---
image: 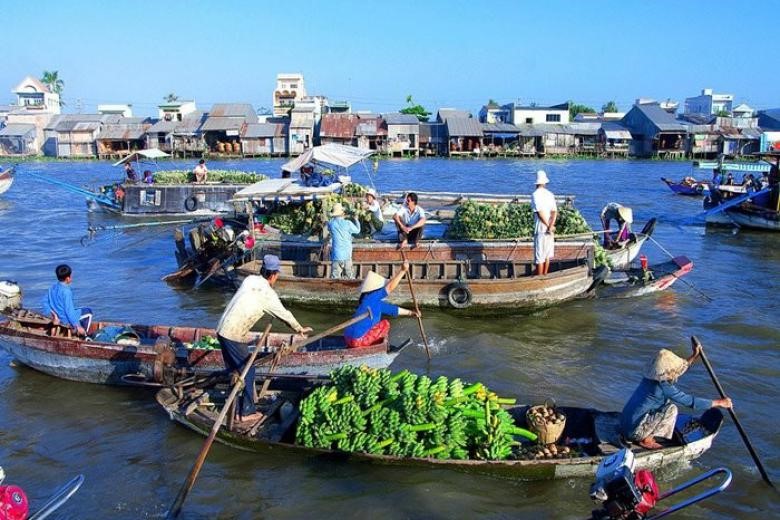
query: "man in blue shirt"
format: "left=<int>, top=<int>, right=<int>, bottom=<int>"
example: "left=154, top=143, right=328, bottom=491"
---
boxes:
left=621, top=345, right=731, bottom=449
left=344, top=263, right=418, bottom=348
left=327, top=202, right=361, bottom=279
left=42, top=264, right=93, bottom=336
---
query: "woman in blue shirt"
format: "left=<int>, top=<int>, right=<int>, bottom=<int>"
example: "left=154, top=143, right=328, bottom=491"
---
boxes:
left=344, top=263, right=419, bottom=348
left=621, top=345, right=732, bottom=449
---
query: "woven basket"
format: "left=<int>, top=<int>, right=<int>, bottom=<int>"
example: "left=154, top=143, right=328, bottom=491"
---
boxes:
left=526, top=402, right=566, bottom=445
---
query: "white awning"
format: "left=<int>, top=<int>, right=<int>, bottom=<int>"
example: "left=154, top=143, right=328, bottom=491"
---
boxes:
left=281, top=143, right=374, bottom=173
left=112, top=148, right=170, bottom=166
left=231, top=178, right=343, bottom=202
left=603, top=129, right=632, bottom=140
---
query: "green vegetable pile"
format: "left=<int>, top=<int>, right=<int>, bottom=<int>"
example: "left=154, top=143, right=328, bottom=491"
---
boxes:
left=342, top=182, right=368, bottom=196
left=295, top=366, right=535, bottom=460
left=151, top=169, right=268, bottom=185
left=188, top=335, right=221, bottom=350
left=268, top=194, right=373, bottom=236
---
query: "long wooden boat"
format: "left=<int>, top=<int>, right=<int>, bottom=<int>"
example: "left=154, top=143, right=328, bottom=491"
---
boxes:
left=661, top=177, right=709, bottom=196
left=0, top=167, right=14, bottom=195
left=602, top=218, right=656, bottom=270
left=156, top=382, right=724, bottom=481
left=0, top=310, right=409, bottom=385
left=598, top=256, right=693, bottom=299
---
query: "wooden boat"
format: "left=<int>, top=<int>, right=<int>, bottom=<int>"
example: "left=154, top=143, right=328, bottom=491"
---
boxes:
left=661, top=177, right=709, bottom=196
left=0, top=309, right=409, bottom=385
left=598, top=256, right=693, bottom=299
left=602, top=218, right=656, bottom=270
left=234, top=244, right=600, bottom=314
left=156, top=381, right=724, bottom=481
left=0, top=167, right=14, bottom=195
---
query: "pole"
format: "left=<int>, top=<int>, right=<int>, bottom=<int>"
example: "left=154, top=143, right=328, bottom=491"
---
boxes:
left=166, top=323, right=273, bottom=519
left=285, top=311, right=371, bottom=354
left=692, top=336, right=775, bottom=488
left=400, top=250, right=432, bottom=360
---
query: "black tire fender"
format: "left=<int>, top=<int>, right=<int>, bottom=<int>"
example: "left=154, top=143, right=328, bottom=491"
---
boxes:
left=446, top=282, right=472, bottom=309
left=184, top=196, right=198, bottom=212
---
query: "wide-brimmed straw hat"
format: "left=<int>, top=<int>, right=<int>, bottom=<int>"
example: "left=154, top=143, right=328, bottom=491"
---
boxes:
left=360, top=271, right=386, bottom=294
left=331, top=203, right=345, bottom=217
left=644, top=349, right=689, bottom=382
left=535, top=170, right=550, bottom=185
left=618, top=206, right=634, bottom=224
left=366, top=188, right=378, bottom=198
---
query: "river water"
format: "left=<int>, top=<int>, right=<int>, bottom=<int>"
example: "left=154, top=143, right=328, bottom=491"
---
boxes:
left=0, top=158, right=777, bottom=519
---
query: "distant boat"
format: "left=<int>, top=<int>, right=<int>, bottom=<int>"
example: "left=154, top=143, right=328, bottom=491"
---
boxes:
left=0, top=167, right=14, bottom=195
left=661, top=177, right=710, bottom=196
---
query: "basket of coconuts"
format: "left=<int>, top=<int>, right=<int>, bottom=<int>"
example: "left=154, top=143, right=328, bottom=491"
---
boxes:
left=526, top=401, right=567, bottom=445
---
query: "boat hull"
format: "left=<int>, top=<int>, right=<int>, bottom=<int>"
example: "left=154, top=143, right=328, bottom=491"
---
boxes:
left=598, top=256, right=693, bottom=299
left=0, top=168, right=14, bottom=195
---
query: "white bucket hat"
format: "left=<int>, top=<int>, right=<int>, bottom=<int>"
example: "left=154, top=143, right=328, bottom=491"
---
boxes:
left=331, top=202, right=345, bottom=217
left=618, top=206, right=634, bottom=224
left=644, top=349, right=689, bottom=382
left=360, top=271, right=386, bottom=294
left=366, top=188, right=378, bottom=198
left=535, top=170, right=550, bottom=185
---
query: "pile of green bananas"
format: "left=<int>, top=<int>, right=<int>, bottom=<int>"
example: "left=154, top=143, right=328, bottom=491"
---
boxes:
left=268, top=194, right=373, bottom=236
left=295, top=366, right=536, bottom=460
left=152, top=169, right=268, bottom=185
left=342, top=183, right=368, bottom=197
left=188, top=335, right=221, bottom=350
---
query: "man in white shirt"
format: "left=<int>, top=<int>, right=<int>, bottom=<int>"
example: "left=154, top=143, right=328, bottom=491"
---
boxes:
left=364, top=188, right=384, bottom=236
left=393, top=192, right=427, bottom=248
left=216, top=254, right=312, bottom=422
left=531, top=170, right=557, bottom=275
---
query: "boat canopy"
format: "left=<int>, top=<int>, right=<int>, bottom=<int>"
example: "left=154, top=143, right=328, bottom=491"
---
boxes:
left=281, top=144, right=374, bottom=174
left=693, top=160, right=772, bottom=173
left=112, top=149, right=170, bottom=166
left=231, top=178, right=343, bottom=202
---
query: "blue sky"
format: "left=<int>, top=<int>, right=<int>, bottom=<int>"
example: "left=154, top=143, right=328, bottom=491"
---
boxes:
left=3, top=0, right=778, bottom=116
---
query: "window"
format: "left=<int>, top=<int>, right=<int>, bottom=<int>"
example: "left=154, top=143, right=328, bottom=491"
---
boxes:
left=546, top=114, right=561, bottom=122
left=525, top=117, right=533, bottom=124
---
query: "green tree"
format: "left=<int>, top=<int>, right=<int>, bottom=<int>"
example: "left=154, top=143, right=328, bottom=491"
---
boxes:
left=602, top=100, right=619, bottom=113
left=40, top=70, right=64, bottom=105
left=399, top=95, right=431, bottom=122
left=568, top=101, right=596, bottom=120
left=164, top=92, right=179, bottom=103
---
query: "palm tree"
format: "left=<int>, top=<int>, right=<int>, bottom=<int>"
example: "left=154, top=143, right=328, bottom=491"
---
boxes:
left=40, top=70, right=64, bottom=106
left=164, top=93, right=180, bottom=103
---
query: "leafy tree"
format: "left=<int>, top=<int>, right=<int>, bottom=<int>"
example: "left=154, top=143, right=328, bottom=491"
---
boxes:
left=602, top=100, right=619, bottom=113
left=164, top=92, right=179, bottom=103
left=400, top=95, right=431, bottom=122
left=568, top=101, right=596, bottom=119
left=40, top=70, right=64, bottom=106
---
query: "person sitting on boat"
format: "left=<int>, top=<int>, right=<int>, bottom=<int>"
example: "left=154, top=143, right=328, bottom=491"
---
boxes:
left=343, top=264, right=419, bottom=348
left=725, top=172, right=734, bottom=186
left=363, top=188, right=384, bottom=236
left=41, top=264, right=93, bottom=337
left=215, top=254, right=313, bottom=423
left=143, top=170, right=154, bottom=184
left=711, top=169, right=723, bottom=186
left=327, top=202, right=361, bottom=279
left=532, top=170, right=557, bottom=275
left=124, top=163, right=137, bottom=183
left=193, top=159, right=208, bottom=183
left=600, top=203, right=633, bottom=249
left=393, top=192, right=427, bottom=248
left=621, top=346, right=732, bottom=450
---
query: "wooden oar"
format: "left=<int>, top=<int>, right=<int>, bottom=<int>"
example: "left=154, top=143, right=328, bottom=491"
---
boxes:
left=399, top=250, right=432, bottom=360
left=166, top=323, right=273, bottom=519
left=692, top=336, right=775, bottom=488
left=287, top=310, right=371, bottom=354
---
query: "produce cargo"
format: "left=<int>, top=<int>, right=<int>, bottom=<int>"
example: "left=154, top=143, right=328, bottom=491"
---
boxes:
left=151, top=170, right=268, bottom=185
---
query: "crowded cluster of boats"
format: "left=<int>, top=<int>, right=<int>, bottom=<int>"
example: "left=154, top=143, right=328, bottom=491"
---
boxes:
left=1, top=144, right=776, bottom=517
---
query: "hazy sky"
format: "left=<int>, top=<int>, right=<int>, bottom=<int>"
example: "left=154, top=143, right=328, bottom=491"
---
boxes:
left=3, top=0, right=778, bottom=116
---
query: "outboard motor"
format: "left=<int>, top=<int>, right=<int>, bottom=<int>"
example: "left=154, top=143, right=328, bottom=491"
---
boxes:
left=0, top=467, right=29, bottom=520
left=0, top=281, right=22, bottom=313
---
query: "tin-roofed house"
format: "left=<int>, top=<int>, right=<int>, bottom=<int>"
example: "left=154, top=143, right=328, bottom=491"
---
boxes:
left=621, top=103, right=688, bottom=158
left=320, top=113, right=359, bottom=147
left=570, top=122, right=601, bottom=156
left=43, top=114, right=108, bottom=157
left=96, top=117, right=152, bottom=159
left=384, top=113, right=419, bottom=157
left=241, top=121, right=288, bottom=157
left=480, top=123, right=520, bottom=156
left=289, top=106, right=315, bottom=156
left=355, top=114, right=387, bottom=152
left=0, top=124, right=37, bottom=156
left=419, top=122, right=446, bottom=156
left=598, top=122, right=632, bottom=157
left=437, top=110, right=483, bottom=156
left=146, top=112, right=207, bottom=157
left=719, top=127, right=761, bottom=157
left=201, top=103, right=257, bottom=155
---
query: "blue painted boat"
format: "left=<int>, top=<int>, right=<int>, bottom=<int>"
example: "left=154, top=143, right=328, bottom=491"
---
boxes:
left=661, top=177, right=709, bottom=196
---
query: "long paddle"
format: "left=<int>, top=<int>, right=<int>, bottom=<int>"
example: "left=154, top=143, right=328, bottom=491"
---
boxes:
left=691, top=336, right=775, bottom=488
left=166, top=323, right=273, bottom=519
left=399, top=250, right=432, bottom=360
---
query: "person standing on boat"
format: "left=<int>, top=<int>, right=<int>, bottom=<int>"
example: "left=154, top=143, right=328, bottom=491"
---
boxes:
left=621, top=346, right=732, bottom=450
left=343, top=264, right=419, bottom=348
left=143, top=170, right=154, bottom=184
left=124, top=162, right=137, bottom=183
left=215, top=254, right=313, bottom=423
left=600, top=203, right=633, bottom=248
left=363, top=188, right=385, bottom=236
left=531, top=170, right=557, bottom=275
left=394, top=192, right=427, bottom=248
left=327, top=202, right=361, bottom=279
left=193, top=159, right=208, bottom=183
left=41, top=264, right=93, bottom=336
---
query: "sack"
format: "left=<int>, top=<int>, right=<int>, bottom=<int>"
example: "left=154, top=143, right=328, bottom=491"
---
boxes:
left=92, top=326, right=141, bottom=346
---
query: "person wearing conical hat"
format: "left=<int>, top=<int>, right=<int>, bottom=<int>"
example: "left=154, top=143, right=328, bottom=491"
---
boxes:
left=600, top=202, right=633, bottom=248
left=343, top=262, right=419, bottom=348
left=620, top=344, right=732, bottom=450
left=531, top=170, right=557, bottom=275
left=327, top=202, right=361, bottom=279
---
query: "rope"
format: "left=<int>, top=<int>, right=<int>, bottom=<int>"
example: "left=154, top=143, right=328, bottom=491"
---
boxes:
left=647, top=236, right=713, bottom=302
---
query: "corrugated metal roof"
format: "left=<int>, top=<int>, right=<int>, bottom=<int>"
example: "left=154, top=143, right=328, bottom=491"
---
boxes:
left=446, top=117, right=483, bottom=137
left=633, top=103, right=687, bottom=132
left=290, top=111, right=314, bottom=128
left=482, top=123, right=520, bottom=133
left=200, top=117, right=244, bottom=131
left=383, top=113, right=419, bottom=125
left=601, top=122, right=632, bottom=140
left=568, top=122, right=601, bottom=136
left=146, top=120, right=178, bottom=133
left=98, top=125, right=146, bottom=140
left=48, top=114, right=106, bottom=132
left=355, top=118, right=387, bottom=136
left=242, top=123, right=278, bottom=138
left=0, top=123, right=36, bottom=136
left=320, top=114, right=359, bottom=138
left=419, top=122, right=445, bottom=140
left=438, top=109, right=471, bottom=121
left=208, top=103, right=257, bottom=119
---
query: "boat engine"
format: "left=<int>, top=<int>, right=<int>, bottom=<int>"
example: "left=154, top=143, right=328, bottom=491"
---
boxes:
left=0, top=281, right=22, bottom=313
left=590, top=449, right=658, bottom=520
left=0, top=467, right=29, bottom=520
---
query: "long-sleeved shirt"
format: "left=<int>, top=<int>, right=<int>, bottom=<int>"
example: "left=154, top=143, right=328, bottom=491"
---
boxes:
left=344, top=287, right=400, bottom=340
left=328, top=217, right=360, bottom=261
left=41, top=282, right=82, bottom=327
left=621, top=377, right=713, bottom=436
left=216, top=275, right=303, bottom=343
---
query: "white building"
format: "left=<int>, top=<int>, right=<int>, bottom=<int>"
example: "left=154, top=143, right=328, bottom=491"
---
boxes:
left=157, top=101, right=197, bottom=121
left=684, top=88, right=734, bottom=116
left=273, top=73, right=307, bottom=117
left=98, top=104, right=133, bottom=117
left=507, top=102, right=569, bottom=125
left=11, top=76, right=61, bottom=114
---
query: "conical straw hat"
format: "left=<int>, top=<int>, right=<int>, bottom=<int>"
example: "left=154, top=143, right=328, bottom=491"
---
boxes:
left=644, top=349, right=689, bottom=382
left=360, top=271, right=386, bottom=294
